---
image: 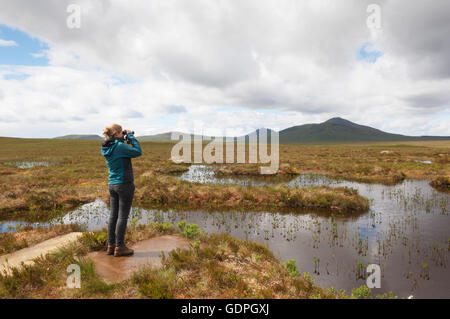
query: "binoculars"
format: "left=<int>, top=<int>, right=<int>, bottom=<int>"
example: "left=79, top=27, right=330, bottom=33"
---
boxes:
left=122, top=130, right=135, bottom=144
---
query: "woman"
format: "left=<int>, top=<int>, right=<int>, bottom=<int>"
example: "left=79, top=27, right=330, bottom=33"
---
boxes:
left=101, top=124, right=142, bottom=257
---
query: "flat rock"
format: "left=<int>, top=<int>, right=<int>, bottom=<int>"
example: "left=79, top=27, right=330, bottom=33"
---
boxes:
left=0, top=232, right=83, bottom=276
left=87, top=234, right=191, bottom=284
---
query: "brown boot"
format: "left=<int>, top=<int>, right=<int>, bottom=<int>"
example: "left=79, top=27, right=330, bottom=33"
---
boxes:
left=106, top=245, right=115, bottom=255
left=114, top=245, right=134, bottom=257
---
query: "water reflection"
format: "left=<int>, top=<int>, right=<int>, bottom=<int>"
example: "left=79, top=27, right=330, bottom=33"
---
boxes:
left=179, top=165, right=450, bottom=298
left=180, top=164, right=298, bottom=186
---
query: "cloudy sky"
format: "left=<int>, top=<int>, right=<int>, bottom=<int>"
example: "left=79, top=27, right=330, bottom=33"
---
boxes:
left=0, top=0, right=449, bottom=138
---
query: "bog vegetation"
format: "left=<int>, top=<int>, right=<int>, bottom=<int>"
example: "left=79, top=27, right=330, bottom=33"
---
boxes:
left=0, top=137, right=448, bottom=299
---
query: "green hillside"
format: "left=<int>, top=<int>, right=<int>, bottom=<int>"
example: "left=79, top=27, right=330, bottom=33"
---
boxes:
left=278, top=117, right=450, bottom=143
left=278, top=117, right=414, bottom=143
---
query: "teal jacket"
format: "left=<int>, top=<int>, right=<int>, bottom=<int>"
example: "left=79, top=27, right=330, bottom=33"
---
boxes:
left=101, top=132, right=142, bottom=184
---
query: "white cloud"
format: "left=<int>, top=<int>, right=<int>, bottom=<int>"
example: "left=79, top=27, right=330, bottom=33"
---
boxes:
left=0, top=38, right=17, bottom=47
left=0, top=0, right=449, bottom=137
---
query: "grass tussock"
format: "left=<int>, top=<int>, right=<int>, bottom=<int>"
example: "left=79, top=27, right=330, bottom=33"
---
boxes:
left=430, top=176, right=450, bottom=193
left=137, top=232, right=335, bottom=299
left=134, top=174, right=369, bottom=214
left=216, top=163, right=299, bottom=176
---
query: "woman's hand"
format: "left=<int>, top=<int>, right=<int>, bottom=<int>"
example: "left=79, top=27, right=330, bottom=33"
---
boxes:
left=125, top=129, right=133, bottom=134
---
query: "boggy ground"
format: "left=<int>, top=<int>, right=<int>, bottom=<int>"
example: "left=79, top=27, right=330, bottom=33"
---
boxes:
left=216, top=141, right=450, bottom=187
left=429, top=176, right=450, bottom=193
left=0, top=222, right=395, bottom=299
left=134, top=172, right=368, bottom=214
left=0, top=137, right=378, bottom=222
left=1, top=137, right=435, bottom=299
left=0, top=138, right=448, bottom=223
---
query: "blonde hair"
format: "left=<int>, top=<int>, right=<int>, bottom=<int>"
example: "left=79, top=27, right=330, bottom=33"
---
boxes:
left=102, top=124, right=122, bottom=139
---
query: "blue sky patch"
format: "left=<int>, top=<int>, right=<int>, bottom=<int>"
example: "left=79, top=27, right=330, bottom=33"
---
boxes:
left=0, top=24, right=49, bottom=66
left=105, top=75, right=137, bottom=87
left=358, top=42, right=383, bottom=63
left=3, top=73, right=30, bottom=81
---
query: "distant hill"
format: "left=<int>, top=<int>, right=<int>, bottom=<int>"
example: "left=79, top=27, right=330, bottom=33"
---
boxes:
left=136, top=132, right=176, bottom=142
left=136, top=118, right=450, bottom=143
left=54, top=134, right=103, bottom=140
left=137, top=128, right=279, bottom=143
left=278, top=117, right=450, bottom=143
left=54, top=118, right=450, bottom=143
left=236, top=128, right=279, bottom=143
left=137, top=131, right=204, bottom=142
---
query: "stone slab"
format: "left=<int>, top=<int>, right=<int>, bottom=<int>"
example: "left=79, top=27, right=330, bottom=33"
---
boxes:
left=0, top=232, right=83, bottom=276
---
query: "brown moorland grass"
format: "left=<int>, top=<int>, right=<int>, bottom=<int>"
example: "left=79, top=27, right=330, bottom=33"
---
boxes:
left=0, top=137, right=438, bottom=299
left=0, top=138, right=448, bottom=222
left=215, top=141, right=450, bottom=186
left=429, top=176, right=450, bottom=193
left=133, top=170, right=369, bottom=214
left=0, top=138, right=376, bottom=222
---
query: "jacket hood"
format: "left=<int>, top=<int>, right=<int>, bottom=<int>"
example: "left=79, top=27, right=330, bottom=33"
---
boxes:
left=101, top=138, right=123, bottom=157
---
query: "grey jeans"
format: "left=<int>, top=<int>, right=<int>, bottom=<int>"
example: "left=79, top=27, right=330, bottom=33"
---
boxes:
left=108, top=182, right=135, bottom=246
